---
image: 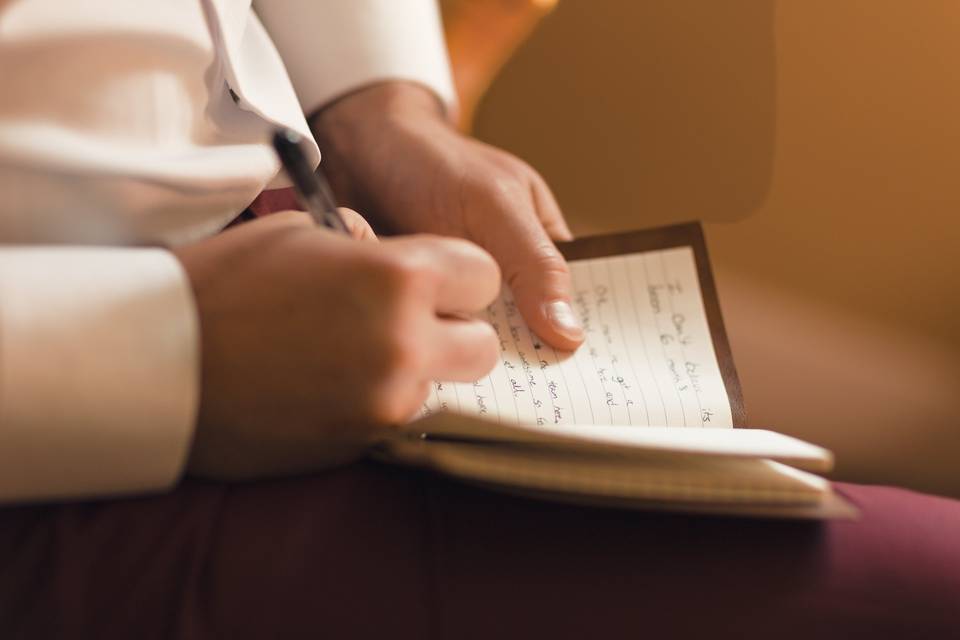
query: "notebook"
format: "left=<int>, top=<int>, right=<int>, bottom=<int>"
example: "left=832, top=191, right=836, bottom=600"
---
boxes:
left=373, top=223, right=856, bottom=519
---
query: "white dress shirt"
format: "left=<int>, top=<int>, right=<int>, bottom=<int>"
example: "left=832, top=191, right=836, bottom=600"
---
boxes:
left=0, top=0, right=455, bottom=502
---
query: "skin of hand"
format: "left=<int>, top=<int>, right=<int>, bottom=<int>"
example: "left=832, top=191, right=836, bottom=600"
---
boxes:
left=309, top=81, right=586, bottom=351
left=174, top=210, right=501, bottom=480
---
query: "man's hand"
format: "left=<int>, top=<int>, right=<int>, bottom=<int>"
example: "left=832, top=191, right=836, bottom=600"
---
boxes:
left=174, top=211, right=500, bottom=480
left=310, top=82, right=585, bottom=351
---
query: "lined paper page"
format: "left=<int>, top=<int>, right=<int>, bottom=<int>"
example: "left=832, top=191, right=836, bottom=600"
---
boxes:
left=421, top=247, right=733, bottom=428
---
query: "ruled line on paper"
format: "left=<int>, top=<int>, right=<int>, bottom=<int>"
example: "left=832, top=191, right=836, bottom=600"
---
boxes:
left=422, top=247, right=733, bottom=429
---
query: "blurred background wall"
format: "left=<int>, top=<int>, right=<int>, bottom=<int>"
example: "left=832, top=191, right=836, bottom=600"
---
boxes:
left=465, top=0, right=960, bottom=496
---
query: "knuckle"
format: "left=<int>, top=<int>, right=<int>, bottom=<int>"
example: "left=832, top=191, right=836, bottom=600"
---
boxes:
left=375, top=250, right=433, bottom=295
left=382, top=386, right=426, bottom=425
left=489, top=174, right=528, bottom=203
left=509, top=156, right=537, bottom=177
left=366, top=386, right=411, bottom=425
left=381, top=324, right=427, bottom=375
left=531, top=242, right=569, bottom=270
left=487, top=145, right=529, bottom=171
left=384, top=238, right=455, bottom=291
left=449, top=328, right=500, bottom=383
left=506, top=243, right=569, bottom=290
left=366, top=336, right=430, bottom=424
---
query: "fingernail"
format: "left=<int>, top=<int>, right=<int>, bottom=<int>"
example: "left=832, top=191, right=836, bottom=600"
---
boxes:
left=545, top=300, right=584, bottom=340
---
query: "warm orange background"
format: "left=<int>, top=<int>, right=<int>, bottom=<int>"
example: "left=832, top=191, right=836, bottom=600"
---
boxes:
left=473, top=1, right=960, bottom=496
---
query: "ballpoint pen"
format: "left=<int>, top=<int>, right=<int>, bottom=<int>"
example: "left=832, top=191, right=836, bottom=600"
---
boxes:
left=271, top=127, right=350, bottom=234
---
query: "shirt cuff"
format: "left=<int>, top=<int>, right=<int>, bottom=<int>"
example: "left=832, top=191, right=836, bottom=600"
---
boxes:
left=254, top=0, right=457, bottom=117
left=0, top=247, right=199, bottom=503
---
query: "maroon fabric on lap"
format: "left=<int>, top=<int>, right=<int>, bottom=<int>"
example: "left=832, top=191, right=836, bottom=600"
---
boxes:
left=1, top=464, right=958, bottom=639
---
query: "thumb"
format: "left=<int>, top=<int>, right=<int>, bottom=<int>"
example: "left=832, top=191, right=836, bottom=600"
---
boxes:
left=499, top=231, right=585, bottom=351
left=337, top=207, right=378, bottom=242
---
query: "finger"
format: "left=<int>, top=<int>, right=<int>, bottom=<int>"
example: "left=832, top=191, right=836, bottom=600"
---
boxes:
left=427, top=317, right=499, bottom=382
left=531, top=175, right=573, bottom=241
left=385, top=235, right=501, bottom=314
left=373, top=379, right=433, bottom=428
left=406, top=380, right=434, bottom=423
left=338, top=207, right=378, bottom=242
left=259, top=209, right=316, bottom=229
left=509, top=238, right=584, bottom=351
left=475, top=198, right=584, bottom=351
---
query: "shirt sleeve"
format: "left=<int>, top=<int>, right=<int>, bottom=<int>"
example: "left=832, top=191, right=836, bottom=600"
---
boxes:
left=0, top=247, right=200, bottom=503
left=253, top=0, right=457, bottom=116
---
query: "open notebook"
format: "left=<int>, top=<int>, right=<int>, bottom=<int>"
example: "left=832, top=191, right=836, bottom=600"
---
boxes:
left=374, top=223, right=855, bottom=519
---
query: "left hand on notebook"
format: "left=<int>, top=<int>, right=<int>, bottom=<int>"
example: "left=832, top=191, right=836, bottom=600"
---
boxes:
left=311, top=81, right=585, bottom=351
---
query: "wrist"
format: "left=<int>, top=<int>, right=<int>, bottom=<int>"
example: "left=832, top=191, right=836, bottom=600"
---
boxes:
left=309, top=81, right=448, bottom=145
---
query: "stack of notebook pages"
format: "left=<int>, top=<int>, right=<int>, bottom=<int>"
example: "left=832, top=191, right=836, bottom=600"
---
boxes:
left=374, top=224, right=856, bottom=519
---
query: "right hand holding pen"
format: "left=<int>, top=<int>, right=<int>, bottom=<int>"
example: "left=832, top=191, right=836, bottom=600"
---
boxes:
left=174, top=210, right=501, bottom=480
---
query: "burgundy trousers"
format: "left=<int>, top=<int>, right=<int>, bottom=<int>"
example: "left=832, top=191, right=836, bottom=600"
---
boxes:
left=1, top=462, right=959, bottom=639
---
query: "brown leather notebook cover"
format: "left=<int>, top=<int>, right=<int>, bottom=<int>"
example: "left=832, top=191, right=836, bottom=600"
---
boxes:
left=556, top=222, right=747, bottom=427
